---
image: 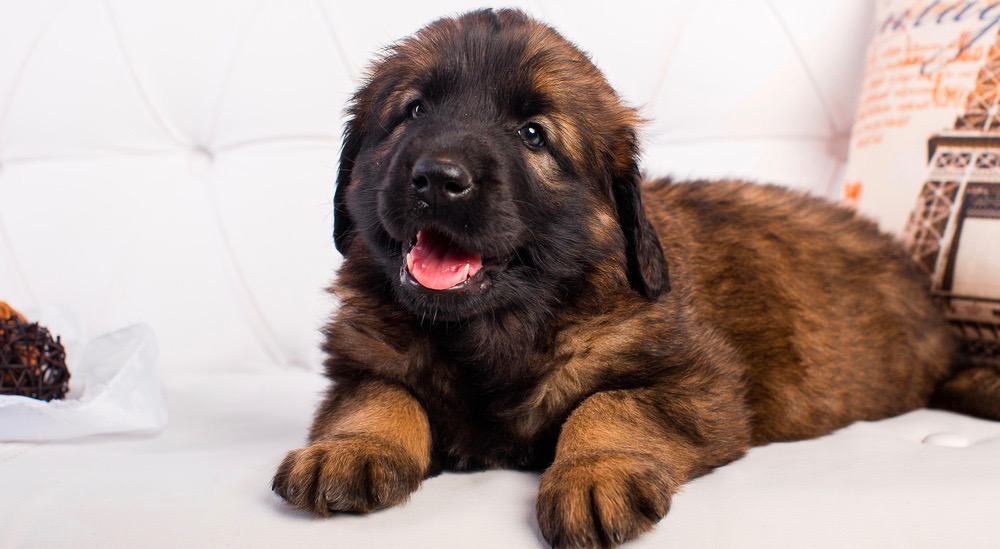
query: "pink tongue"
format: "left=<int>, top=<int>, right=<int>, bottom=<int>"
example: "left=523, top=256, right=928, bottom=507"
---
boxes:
left=407, top=229, right=483, bottom=290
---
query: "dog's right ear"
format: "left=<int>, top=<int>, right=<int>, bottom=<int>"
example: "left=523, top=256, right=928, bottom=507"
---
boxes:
left=333, top=107, right=366, bottom=255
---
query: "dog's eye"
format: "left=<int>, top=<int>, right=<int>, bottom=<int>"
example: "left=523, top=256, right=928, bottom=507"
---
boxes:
left=408, top=101, right=425, bottom=120
left=518, top=123, right=545, bottom=149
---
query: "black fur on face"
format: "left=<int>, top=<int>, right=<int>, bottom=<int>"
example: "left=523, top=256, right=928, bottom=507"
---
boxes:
left=333, top=8, right=668, bottom=323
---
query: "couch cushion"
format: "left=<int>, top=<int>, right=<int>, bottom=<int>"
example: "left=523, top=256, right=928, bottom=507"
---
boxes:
left=0, top=1, right=873, bottom=373
left=1, top=371, right=998, bottom=548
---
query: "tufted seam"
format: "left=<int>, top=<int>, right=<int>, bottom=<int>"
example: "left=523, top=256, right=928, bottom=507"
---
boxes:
left=214, top=133, right=340, bottom=153
left=3, top=149, right=177, bottom=164
left=643, top=0, right=697, bottom=110
left=648, top=133, right=833, bottom=145
left=96, top=0, right=299, bottom=369
left=822, top=158, right=846, bottom=199
left=0, top=209, right=38, bottom=307
left=0, top=1, right=67, bottom=310
left=312, top=0, right=359, bottom=80
left=173, top=0, right=292, bottom=369
left=0, top=1, right=67, bottom=150
left=202, top=0, right=258, bottom=148
left=102, top=0, right=193, bottom=148
left=200, top=166, right=289, bottom=369
left=0, top=136, right=338, bottom=165
left=764, top=0, right=838, bottom=135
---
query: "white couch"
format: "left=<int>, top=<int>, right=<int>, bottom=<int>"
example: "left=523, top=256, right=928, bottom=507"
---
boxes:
left=2, top=1, right=999, bottom=547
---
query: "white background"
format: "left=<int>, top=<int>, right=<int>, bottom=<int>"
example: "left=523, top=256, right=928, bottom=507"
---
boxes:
left=0, top=0, right=872, bottom=375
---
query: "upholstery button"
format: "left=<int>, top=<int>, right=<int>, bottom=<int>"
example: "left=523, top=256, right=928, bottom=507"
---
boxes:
left=188, top=146, right=214, bottom=176
left=827, top=134, right=850, bottom=163
left=921, top=433, right=970, bottom=447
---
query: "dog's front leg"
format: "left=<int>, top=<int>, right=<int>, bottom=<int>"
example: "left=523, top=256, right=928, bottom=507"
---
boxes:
left=272, top=380, right=431, bottom=515
left=537, top=386, right=750, bottom=548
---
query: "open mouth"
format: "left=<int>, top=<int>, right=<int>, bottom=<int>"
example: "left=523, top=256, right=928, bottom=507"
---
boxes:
left=401, top=228, right=488, bottom=292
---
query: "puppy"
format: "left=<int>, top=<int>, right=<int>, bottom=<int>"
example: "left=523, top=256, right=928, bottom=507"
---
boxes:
left=273, top=9, right=986, bottom=547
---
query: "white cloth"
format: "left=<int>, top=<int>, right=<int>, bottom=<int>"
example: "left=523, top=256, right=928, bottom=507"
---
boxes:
left=0, top=323, right=166, bottom=441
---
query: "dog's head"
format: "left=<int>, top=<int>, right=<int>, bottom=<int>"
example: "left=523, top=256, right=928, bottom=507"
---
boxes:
left=335, top=9, right=668, bottom=321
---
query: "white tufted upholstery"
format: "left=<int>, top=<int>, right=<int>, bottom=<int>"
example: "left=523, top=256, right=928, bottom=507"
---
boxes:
left=0, top=0, right=872, bottom=373
left=2, top=2, right=999, bottom=548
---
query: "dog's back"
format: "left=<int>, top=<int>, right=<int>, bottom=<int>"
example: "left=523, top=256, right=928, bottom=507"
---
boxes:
left=644, top=179, right=957, bottom=443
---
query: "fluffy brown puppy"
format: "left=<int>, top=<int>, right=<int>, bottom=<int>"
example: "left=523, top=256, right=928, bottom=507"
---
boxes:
left=273, top=9, right=963, bottom=548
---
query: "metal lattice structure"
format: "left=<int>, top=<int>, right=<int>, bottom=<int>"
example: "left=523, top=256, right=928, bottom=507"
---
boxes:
left=903, top=32, right=1000, bottom=367
left=955, top=35, right=1000, bottom=132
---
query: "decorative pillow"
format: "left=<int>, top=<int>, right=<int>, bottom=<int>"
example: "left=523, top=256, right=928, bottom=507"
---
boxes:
left=842, top=0, right=1000, bottom=367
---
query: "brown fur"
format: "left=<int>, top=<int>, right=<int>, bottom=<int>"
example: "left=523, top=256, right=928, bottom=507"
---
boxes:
left=273, top=9, right=962, bottom=547
left=273, top=381, right=430, bottom=515
left=931, top=365, right=1000, bottom=419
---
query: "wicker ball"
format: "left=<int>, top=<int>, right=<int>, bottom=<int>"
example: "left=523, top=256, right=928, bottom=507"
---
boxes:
left=0, top=301, right=70, bottom=401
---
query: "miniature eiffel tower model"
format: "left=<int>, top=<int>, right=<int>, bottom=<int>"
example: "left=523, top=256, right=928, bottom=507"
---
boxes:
left=903, top=30, right=1000, bottom=367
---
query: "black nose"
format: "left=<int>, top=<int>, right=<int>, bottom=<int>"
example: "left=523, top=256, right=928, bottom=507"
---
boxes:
left=411, top=157, right=473, bottom=200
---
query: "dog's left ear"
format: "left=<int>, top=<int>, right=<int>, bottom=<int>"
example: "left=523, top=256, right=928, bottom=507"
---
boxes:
left=610, top=131, right=670, bottom=299
left=333, top=104, right=367, bottom=255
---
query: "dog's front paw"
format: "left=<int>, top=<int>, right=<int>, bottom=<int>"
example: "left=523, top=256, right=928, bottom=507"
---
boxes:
left=272, top=434, right=422, bottom=516
left=537, top=451, right=674, bottom=548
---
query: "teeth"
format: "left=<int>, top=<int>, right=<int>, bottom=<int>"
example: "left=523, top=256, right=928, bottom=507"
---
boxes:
left=406, top=252, right=414, bottom=271
left=446, top=264, right=473, bottom=290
